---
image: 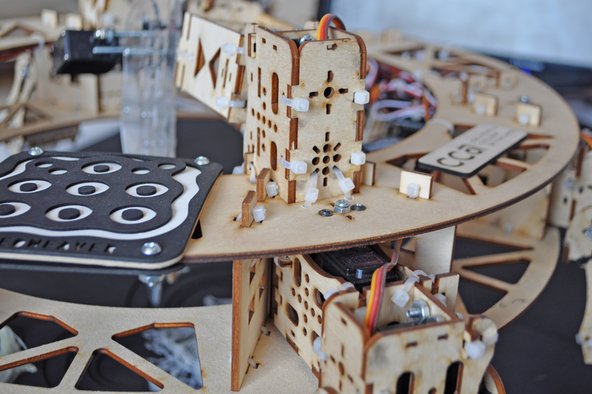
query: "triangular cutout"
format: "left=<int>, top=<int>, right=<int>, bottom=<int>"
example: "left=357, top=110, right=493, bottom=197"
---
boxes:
left=1, top=347, right=77, bottom=388
left=75, top=349, right=162, bottom=392
left=464, top=259, right=529, bottom=285
left=0, top=312, right=77, bottom=355
left=208, top=48, right=221, bottom=88
left=453, top=237, right=527, bottom=259
left=194, top=39, right=205, bottom=77
left=113, top=324, right=202, bottom=390
left=458, top=278, right=505, bottom=315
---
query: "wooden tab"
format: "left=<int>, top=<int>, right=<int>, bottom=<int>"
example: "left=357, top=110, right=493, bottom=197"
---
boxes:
left=241, top=190, right=256, bottom=227
left=256, top=168, right=271, bottom=202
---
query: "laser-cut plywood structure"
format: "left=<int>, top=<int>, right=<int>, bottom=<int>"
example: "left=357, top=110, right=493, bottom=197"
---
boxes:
left=0, top=2, right=588, bottom=392
left=242, top=26, right=366, bottom=203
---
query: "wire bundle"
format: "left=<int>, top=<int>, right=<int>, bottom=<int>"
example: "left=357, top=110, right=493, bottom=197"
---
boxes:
left=316, top=14, right=346, bottom=41
left=581, top=129, right=592, bottom=149
left=364, top=242, right=401, bottom=333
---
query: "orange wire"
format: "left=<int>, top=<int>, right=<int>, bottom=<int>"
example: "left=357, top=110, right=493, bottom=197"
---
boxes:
left=364, top=268, right=380, bottom=329
left=581, top=132, right=592, bottom=149
left=369, top=266, right=385, bottom=331
left=316, top=13, right=346, bottom=40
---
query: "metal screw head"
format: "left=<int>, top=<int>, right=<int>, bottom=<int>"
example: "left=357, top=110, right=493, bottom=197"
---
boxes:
left=351, top=203, right=366, bottom=211
left=141, top=242, right=162, bottom=256
left=585, top=227, right=592, bottom=240
left=406, top=299, right=431, bottom=322
left=28, top=147, right=44, bottom=156
left=519, top=95, right=530, bottom=104
left=194, top=156, right=210, bottom=166
left=318, top=208, right=333, bottom=217
left=333, top=199, right=351, bottom=214
left=138, top=274, right=165, bottom=287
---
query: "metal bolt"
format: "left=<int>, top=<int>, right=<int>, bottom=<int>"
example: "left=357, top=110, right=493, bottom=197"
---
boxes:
left=519, top=95, right=530, bottom=104
left=318, top=208, right=333, bottom=217
left=333, top=199, right=351, bottom=214
left=141, top=241, right=162, bottom=256
left=406, top=299, right=431, bottom=322
left=585, top=227, right=592, bottom=240
left=351, top=203, right=366, bottom=211
left=28, top=147, right=44, bottom=156
left=298, top=34, right=312, bottom=46
left=138, top=274, right=166, bottom=307
left=194, top=156, right=210, bottom=166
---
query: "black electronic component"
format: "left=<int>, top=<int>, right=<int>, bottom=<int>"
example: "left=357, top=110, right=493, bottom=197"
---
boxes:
left=52, top=30, right=120, bottom=75
left=311, top=246, right=399, bottom=290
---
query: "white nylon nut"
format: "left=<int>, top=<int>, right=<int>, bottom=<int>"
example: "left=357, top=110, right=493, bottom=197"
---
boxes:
left=350, top=151, right=366, bottom=165
left=253, top=204, right=266, bottom=222
left=353, top=90, right=370, bottom=105
left=465, top=340, right=486, bottom=359
left=265, top=181, right=279, bottom=197
left=406, top=183, right=420, bottom=199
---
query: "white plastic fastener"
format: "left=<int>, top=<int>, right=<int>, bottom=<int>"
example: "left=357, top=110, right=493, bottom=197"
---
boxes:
left=222, top=43, right=245, bottom=56
left=518, top=113, right=530, bottom=125
left=332, top=166, right=355, bottom=200
left=266, top=181, right=279, bottom=197
left=350, top=151, right=366, bottom=165
left=465, top=340, right=487, bottom=359
left=353, top=90, right=370, bottom=105
left=406, top=183, right=421, bottom=199
left=280, top=96, right=309, bottom=112
left=216, top=97, right=246, bottom=109
left=279, top=157, right=307, bottom=175
left=303, top=171, right=319, bottom=208
left=253, top=204, right=266, bottom=222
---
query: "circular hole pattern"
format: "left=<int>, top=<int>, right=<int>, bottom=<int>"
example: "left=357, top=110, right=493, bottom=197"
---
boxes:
left=324, top=87, right=335, bottom=98
left=333, top=154, right=342, bottom=162
left=0, top=204, right=16, bottom=216
left=46, top=205, right=92, bottom=222
left=66, top=182, right=109, bottom=197
left=322, top=167, right=330, bottom=175
left=9, top=180, right=51, bottom=194
left=83, top=162, right=122, bottom=174
left=323, top=156, right=330, bottom=164
left=312, top=157, right=320, bottom=165
left=110, top=207, right=156, bottom=224
left=126, top=183, right=168, bottom=198
left=0, top=202, right=30, bottom=218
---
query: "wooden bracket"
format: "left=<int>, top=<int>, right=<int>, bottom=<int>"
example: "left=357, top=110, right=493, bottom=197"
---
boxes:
left=473, top=93, right=498, bottom=116
left=231, top=258, right=271, bottom=390
left=415, top=226, right=457, bottom=274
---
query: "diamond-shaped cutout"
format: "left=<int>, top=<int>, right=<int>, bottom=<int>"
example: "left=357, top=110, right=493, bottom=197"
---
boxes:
left=208, top=48, right=221, bottom=88
left=0, top=312, right=77, bottom=355
left=0, top=347, right=77, bottom=388
left=113, top=324, right=202, bottom=390
left=193, top=39, right=205, bottom=77
left=76, top=349, right=162, bottom=392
